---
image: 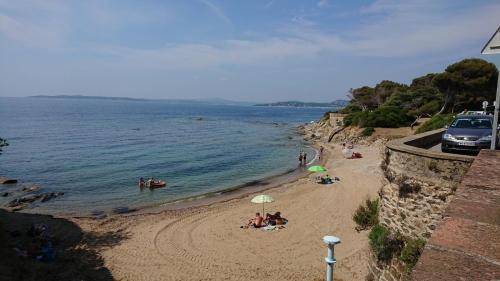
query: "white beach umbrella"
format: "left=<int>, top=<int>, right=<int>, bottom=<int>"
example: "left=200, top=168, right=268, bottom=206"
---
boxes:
left=251, top=194, right=274, bottom=215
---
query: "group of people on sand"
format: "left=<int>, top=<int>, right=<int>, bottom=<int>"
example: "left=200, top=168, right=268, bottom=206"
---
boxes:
left=317, top=174, right=340, bottom=184
left=341, top=143, right=362, bottom=159
left=298, top=151, right=308, bottom=166
left=245, top=211, right=287, bottom=228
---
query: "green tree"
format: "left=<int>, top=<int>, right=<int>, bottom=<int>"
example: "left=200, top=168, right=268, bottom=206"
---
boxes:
left=348, top=86, right=377, bottom=111
left=373, top=80, right=408, bottom=107
left=433, top=58, right=498, bottom=114
left=410, top=73, right=437, bottom=89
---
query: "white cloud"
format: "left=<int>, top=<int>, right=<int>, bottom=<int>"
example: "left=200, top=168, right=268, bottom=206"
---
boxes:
left=93, top=1, right=500, bottom=70
left=291, top=15, right=315, bottom=27
left=2, top=0, right=499, bottom=70
left=0, top=13, right=66, bottom=48
left=264, top=1, right=274, bottom=9
left=199, top=0, right=231, bottom=24
left=318, top=0, right=329, bottom=8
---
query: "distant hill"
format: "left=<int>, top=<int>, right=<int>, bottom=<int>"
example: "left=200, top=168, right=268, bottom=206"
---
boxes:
left=255, top=100, right=349, bottom=108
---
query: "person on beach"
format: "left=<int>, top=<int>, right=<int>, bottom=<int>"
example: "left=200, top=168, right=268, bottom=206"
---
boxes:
left=303, top=152, right=307, bottom=166
left=342, top=143, right=362, bottom=159
left=319, top=146, right=324, bottom=160
left=298, top=152, right=303, bottom=166
left=247, top=212, right=264, bottom=228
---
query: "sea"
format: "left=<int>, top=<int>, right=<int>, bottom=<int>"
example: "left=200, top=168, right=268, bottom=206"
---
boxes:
left=0, top=97, right=331, bottom=215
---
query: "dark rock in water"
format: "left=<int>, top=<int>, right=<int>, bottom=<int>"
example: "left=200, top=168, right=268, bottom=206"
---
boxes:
left=40, top=192, right=64, bottom=202
left=7, top=194, right=42, bottom=210
left=7, top=192, right=65, bottom=210
left=21, top=185, right=41, bottom=192
left=91, top=210, right=107, bottom=219
left=1, top=192, right=10, bottom=197
left=0, top=177, right=17, bottom=184
left=9, top=194, right=42, bottom=206
left=112, top=206, right=136, bottom=214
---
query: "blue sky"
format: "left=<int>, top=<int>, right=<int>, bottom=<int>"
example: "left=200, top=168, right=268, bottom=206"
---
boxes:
left=1, top=0, right=499, bottom=102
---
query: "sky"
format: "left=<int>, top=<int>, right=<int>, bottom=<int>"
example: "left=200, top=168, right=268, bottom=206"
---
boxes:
left=1, top=0, right=500, bottom=102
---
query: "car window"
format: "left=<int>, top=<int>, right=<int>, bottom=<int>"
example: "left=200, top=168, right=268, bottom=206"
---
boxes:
left=474, top=119, right=492, bottom=129
left=451, top=119, right=472, bottom=128
left=450, top=118, right=492, bottom=129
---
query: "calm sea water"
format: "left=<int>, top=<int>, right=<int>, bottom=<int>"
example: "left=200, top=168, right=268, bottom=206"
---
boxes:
left=0, top=97, right=329, bottom=215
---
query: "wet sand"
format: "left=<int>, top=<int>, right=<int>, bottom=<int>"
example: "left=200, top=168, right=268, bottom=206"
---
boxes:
left=74, top=142, right=383, bottom=281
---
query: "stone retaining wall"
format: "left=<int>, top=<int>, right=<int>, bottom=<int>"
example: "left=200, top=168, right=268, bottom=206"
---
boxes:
left=411, top=150, right=500, bottom=280
left=367, top=253, right=407, bottom=281
left=369, top=129, right=475, bottom=281
left=380, top=129, right=474, bottom=239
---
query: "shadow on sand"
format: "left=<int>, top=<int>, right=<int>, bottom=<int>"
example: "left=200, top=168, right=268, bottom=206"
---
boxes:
left=0, top=209, right=128, bottom=281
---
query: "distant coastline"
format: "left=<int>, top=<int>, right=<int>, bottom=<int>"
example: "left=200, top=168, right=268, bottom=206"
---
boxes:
left=28, top=95, right=252, bottom=106
left=255, top=100, right=348, bottom=108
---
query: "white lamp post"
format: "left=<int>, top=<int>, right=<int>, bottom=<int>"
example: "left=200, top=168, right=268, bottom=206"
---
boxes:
left=481, top=26, right=500, bottom=150
left=323, top=235, right=341, bottom=281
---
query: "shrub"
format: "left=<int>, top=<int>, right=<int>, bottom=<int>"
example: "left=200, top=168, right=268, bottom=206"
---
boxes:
left=398, top=181, right=422, bottom=198
left=340, top=104, right=362, bottom=114
left=369, top=224, right=404, bottom=262
left=400, top=238, right=426, bottom=270
left=344, top=106, right=412, bottom=128
left=415, top=114, right=454, bottom=134
left=362, top=127, right=375, bottom=136
left=353, top=199, right=379, bottom=230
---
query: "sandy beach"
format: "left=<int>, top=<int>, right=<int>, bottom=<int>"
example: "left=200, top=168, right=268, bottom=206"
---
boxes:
left=72, top=142, right=383, bottom=281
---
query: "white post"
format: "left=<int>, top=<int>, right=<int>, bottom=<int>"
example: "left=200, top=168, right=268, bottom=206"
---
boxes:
left=480, top=26, right=500, bottom=150
left=323, top=236, right=341, bottom=281
left=491, top=74, right=500, bottom=150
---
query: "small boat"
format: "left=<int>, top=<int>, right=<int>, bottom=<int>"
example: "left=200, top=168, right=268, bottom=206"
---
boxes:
left=148, top=180, right=167, bottom=189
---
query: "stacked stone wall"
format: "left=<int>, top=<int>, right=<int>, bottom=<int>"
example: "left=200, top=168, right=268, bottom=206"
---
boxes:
left=367, top=253, right=407, bottom=281
left=369, top=129, right=474, bottom=281
left=379, top=148, right=471, bottom=239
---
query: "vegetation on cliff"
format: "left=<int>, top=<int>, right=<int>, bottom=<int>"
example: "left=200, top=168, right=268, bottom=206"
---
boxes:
left=368, top=224, right=426, bottom=270
left=353, top=198, right=379, bottom=230
left=341, top=58, right=498, bottom=129
left=414, top=114, right=455, bottom=134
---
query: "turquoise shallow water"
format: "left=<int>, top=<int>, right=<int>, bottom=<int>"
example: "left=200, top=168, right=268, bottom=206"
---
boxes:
left=0, top=97, right=329, bottom=215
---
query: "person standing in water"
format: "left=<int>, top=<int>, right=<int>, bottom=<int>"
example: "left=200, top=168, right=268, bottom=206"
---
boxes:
left=298, top=152, right=303, bottom=166
left=303, top=152, right=307, bottom=166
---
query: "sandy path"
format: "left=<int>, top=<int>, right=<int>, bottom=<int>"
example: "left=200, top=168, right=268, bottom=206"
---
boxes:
left=84, top=144, right=382, bottom=281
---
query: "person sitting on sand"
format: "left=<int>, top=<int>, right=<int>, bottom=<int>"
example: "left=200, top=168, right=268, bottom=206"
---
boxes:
left=321, top=175, right=333, bottom=184
left=273, top=212, right=286, bottom=225
left=342, top=143, right=362, bottom=159
left=264, top=212, right=276, bottom=225
left=247, top=212, right=264, bottom=228
left=264, top=212, right=286, bottom=226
